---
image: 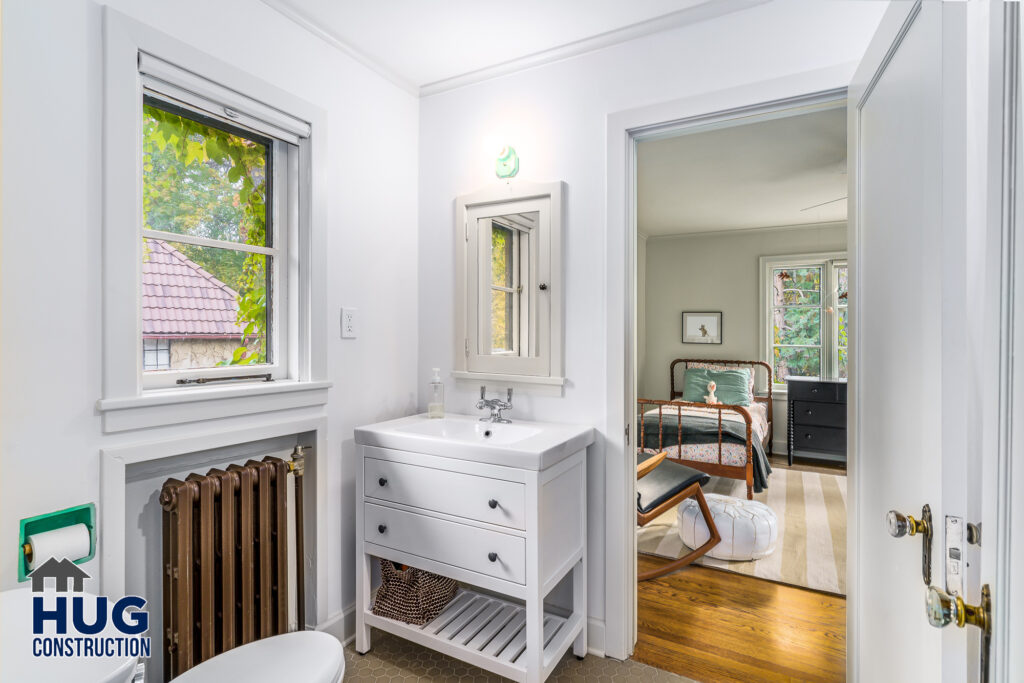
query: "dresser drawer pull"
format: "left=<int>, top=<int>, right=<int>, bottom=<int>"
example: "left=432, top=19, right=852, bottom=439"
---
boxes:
left=488, top=499, right=499, bottom=509
left=488, top=552, right=498, bottom=563
left=811, top=388, right=819, bottom=393
left=804, top=434, right=814, bottom=440
left=378, top=524, right=387, bottom=534
left=805, top=409, right=814, bottom=415
left=378, top=477, right=388, bottom=487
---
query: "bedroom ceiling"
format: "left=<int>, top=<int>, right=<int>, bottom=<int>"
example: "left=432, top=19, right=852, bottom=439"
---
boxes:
left=637, top=106, right=848, bottom=236
left=259, top=0, right=756, bottom=93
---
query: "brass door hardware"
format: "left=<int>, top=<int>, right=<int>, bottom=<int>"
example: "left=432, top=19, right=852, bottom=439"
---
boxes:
left=967, top=522, right=981, bottom=546
left=926, top=585, right=992, bottom=682
left=887, top=504, right=932, bottom=585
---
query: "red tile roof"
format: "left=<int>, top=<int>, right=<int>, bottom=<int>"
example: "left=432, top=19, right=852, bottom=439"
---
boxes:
left=142, top=239, right=243, bottom=339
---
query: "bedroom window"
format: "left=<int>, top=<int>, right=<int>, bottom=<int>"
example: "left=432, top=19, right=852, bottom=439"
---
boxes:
left=760, top=253, right=848, bottom=388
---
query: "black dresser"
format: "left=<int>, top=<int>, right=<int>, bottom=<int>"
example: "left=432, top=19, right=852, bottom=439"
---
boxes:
left=786, top=377, right=847, bottom=465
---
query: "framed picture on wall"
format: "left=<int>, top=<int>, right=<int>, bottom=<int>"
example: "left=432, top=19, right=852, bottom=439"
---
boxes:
left=682, top=311, right=723, bottom=344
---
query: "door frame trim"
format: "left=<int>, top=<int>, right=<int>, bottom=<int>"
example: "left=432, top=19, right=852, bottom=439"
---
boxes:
left=603, top=64, right=856, bottom=660
left=993, top=3, right=1021, bottom=679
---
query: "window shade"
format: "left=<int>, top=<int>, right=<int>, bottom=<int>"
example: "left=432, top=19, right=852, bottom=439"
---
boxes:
left=138, top=52, right=312, bottom=143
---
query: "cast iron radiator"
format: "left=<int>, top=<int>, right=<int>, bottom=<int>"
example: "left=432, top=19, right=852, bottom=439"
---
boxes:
left=160, top=453, right=305, bottom=679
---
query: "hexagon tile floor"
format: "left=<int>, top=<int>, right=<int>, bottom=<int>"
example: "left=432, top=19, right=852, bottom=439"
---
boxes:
left=343, top=631, right=694, bottom=682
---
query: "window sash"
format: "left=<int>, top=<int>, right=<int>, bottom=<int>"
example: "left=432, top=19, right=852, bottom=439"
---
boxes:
left=140, top=93, right=293, bottom=388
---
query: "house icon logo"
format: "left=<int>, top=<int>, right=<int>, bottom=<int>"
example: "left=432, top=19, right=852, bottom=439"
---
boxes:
left=27, top=557, right=90, bottom=592
left=26, top=557, right=152, bottom=660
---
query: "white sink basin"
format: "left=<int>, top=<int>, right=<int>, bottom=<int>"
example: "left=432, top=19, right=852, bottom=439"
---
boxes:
left=397, top=418, right=542, bottom=445
left=355, top=413, right=594, bottom=470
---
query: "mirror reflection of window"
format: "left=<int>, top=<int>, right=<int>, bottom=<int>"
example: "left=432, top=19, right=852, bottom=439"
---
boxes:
left=481, top=212, right=537, bottom=357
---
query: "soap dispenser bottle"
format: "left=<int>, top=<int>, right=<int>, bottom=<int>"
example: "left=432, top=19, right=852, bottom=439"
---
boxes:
left=428, top=368, right=445, bottom=418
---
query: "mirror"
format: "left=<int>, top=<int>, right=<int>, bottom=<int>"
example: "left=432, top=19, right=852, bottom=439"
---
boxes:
left=454, top=183, right=564, bottom=384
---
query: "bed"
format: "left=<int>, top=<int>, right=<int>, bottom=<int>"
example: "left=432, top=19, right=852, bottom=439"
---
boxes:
left=637, top=359, right=774, bottom=499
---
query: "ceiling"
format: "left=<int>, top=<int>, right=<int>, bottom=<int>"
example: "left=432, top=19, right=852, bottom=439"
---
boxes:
left=637, top=107, right=848, bottom=237
left=260, top=0, right=756, bottom=94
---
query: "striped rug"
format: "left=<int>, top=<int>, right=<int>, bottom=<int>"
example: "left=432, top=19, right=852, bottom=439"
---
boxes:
left=637, top=469, right=847, bottom=595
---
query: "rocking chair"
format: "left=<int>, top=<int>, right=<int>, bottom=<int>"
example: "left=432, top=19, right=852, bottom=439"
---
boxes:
left=637, top=451, right=721, bottom=581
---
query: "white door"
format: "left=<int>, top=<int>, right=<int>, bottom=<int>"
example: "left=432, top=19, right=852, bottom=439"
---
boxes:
left=850, top=2, right=1010, bottom=681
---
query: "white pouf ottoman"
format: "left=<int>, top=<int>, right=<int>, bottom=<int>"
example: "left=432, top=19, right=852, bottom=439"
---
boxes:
left=678, top=493, right=778, bottom=561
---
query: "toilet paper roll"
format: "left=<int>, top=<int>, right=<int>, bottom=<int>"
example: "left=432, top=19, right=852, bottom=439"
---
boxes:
left=27, top=524, right=91, bottom=570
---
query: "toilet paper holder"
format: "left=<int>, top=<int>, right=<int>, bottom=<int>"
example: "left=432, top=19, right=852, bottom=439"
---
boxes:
left=18, top=503, right=96, bottom=582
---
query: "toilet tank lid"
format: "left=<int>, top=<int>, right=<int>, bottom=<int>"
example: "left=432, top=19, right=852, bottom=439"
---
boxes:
left=174, top=631, right=344, bottom=683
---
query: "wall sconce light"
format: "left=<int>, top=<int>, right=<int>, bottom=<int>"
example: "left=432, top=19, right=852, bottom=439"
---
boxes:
left=496, top=146, right=519, bottom=179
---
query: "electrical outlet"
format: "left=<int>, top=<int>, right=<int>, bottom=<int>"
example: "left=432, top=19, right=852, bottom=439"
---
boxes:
left=341, top=307, right=358, bottom=339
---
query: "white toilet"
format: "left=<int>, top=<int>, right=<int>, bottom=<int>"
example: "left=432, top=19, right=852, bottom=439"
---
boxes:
left=175, top=630, right=345, bottom=683
left=0, top=587, right=345, bottom=683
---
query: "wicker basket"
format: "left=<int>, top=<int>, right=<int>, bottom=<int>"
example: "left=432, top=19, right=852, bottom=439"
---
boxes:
left=371, top=560, right=458, bottom=625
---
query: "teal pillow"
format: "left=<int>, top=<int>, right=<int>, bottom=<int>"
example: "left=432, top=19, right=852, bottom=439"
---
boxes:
left=681, top=368, right=752, bottom=406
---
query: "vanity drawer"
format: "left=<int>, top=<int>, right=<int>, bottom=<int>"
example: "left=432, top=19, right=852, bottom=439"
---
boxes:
left=365, top=503, right=526, bottom=584
left=791, top=400, right=847, bottom=428
left=364, top=457, right=526, bottom=529
left=791, top=425, right=846, bottom=453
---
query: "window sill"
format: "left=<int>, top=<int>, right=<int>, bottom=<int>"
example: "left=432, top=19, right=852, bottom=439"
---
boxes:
left=96, top=379, right=331, bottom=433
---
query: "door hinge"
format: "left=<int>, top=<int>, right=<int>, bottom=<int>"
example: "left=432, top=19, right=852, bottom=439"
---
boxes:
left=464, top=338, right=469, bottom=357
left=464, top=219, right=469, bottom=242
left=625, top=423, right=630, bottom=446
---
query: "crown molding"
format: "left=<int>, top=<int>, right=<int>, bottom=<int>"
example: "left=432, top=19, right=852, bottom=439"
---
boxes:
left=259, top=0, right=419, bottom=96
left=643, top=219, right=848, bottom=241
left=261, top=0, right=769, bottom=99
left=419, top=0, right=769, bottom=96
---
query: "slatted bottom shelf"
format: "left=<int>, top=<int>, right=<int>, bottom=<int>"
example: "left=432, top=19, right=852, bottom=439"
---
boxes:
left=363, top=588, right=578, bottom=682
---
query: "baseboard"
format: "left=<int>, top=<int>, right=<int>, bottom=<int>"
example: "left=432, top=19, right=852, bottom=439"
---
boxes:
left=586, top=617, right=606, bottom=657
left=317, top=607, right=353, bottom=645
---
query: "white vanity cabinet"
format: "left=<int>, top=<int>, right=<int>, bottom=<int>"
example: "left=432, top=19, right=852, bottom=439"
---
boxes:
left=354, top=414, right=593, bottom=683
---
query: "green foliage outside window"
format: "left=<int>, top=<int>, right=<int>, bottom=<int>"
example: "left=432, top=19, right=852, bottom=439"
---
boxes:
left=142, top=101, right=269, bottom=366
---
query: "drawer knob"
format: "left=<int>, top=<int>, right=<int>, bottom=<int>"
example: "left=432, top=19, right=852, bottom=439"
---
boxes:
left=488, top=499, right=499, bottom=509
left=488, top=552, right=498, bottom=563
left=811, top=388, right=819, bottom=393
left=378, top=524, right=387, bottom=534
left=804, top=434, right=813, bottom=440
left=378, top=477, right=388, bottom=487
left=805, top=410, right=813, bottom=415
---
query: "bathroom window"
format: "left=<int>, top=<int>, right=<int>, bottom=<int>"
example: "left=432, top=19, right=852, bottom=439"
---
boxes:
left=455, top=183, right=565, bottom=385
left=100, top=15, right=328, bottom=429
left=133, top=52, right=313, bottom=390
left=141, top=97, right=282, bottom=386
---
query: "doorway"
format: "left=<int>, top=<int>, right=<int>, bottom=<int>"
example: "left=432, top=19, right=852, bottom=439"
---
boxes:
left=629, top=95, right=850, bottom=681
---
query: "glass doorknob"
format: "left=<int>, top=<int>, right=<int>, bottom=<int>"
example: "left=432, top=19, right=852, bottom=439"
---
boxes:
left=926, top=586, right=956, bottom=627
left=926, top=585, right=991, bottom=633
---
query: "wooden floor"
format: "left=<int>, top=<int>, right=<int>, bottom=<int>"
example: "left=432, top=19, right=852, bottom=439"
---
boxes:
left=633, top=559, right=846, bottom=682
left=634, top=455, right=847, bottom=682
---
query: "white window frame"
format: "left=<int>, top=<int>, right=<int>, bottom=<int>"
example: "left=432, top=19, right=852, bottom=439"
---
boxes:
left=98, top=9, right=329, bottom=431
left=455, top=182, right=565, bottom=386
left=759, top=251, right=848, bottom=394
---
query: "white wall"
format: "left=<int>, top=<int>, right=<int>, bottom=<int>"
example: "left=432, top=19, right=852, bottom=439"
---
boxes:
left=0, top=0, right=419, bottom=636
left=641, top=223, right=847, bottom=450
left=417, top=0, right=883, bottom=646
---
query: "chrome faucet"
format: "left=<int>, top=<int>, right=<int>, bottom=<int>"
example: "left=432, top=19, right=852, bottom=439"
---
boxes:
left=477, top=386, right=513, bottom=423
